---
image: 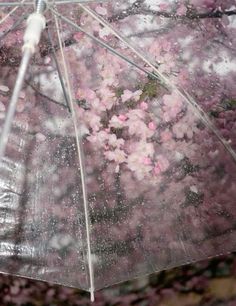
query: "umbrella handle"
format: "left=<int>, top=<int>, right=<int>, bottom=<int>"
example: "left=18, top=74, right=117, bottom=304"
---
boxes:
left=22, top=12, right=46, bottom=54
left=0, top=0, right=47, bottom=161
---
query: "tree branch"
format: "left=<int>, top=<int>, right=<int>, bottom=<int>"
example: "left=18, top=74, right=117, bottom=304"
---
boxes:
left=25, top=80, right=69, bottom=110
left=108, top=6, right=236, bottom=22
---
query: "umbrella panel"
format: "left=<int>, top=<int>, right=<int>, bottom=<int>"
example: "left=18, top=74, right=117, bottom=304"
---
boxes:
left=0, top=16, right=90, bottom=289
left=52, top=5, right=236, bottom=289
left=0, top=0, right=236, bottom=293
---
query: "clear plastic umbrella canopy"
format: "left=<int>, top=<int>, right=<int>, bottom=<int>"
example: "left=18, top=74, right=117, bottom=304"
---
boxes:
left=0, top=0, right=236, bottom=301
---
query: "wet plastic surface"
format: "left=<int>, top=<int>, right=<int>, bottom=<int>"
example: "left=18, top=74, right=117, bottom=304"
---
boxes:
left=0, top=0, right=236, bottom=294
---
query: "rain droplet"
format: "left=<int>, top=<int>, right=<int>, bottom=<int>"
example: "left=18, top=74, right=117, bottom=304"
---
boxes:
left=0, top=101, right=6, bottom=112
left=0, top=85, right=9, bottom=93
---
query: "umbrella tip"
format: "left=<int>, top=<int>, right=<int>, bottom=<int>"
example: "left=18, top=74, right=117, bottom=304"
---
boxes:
left=35, top=0, right=47, bottom=13
left=90, top=289, right=95, bottom=302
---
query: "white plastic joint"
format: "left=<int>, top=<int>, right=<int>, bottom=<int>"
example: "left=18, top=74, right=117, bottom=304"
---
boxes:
left=22, top=13, right=46, bottom=54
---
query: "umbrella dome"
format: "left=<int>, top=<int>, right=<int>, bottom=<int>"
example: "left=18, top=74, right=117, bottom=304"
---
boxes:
left=0, top=0, right=236, bottom=301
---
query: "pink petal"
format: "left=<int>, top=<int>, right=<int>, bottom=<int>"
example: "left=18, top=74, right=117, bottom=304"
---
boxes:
left=118, top=114, right=128, bottom=122
left=140, top=102, right=148, bottom=111
left=143, top=157, right=152, bottom=165
left=148, top=122, right=157, bottom=131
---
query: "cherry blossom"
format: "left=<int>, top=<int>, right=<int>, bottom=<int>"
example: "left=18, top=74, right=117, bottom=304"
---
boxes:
left=1, top=0, right=236, bottom=296
left=121, top=89, right=143, bottom=103
left=162, top=92, right=184, bottom=122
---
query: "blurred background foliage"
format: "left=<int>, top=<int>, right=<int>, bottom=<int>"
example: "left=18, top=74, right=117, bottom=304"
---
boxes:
left=1, top=253, right=236, bottom=305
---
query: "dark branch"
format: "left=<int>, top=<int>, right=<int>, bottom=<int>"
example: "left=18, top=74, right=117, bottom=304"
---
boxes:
left=108, top=7, right=236, bottom=22
left=25, top=80, right=69, bottom=110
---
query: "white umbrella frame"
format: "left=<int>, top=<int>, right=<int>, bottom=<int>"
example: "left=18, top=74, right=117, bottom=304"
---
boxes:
left=0, top=0, right=236, bottom=301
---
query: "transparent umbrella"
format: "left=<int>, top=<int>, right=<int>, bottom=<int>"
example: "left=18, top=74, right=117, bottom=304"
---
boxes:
left=0, top=0, right=236, bottom=301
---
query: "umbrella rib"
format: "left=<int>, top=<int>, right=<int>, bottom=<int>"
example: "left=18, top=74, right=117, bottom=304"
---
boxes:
left=0, top=13, right=29, bottom=40
left=0, top=0, right=106, bottom=6
left=0, top=1, right=32, bottom=7
left=49, top=7, right=167, bottom=277
left=55, top=0, right=109, bottom=4
left=46, top=26, right=71, bottom=112
left=0, top=0, right=27, bottom=26
left=77, top=4, right=175, bottom=89
left=49, top=7, right=163, bottom=84
left=78, top=5, right=236, bottom=163
left=52, top=11, right=95, bottom=301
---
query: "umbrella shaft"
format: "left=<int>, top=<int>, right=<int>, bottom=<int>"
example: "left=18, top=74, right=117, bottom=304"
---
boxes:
left=0, top=3, right=46, bottom=161
left=0, top=49, right=31, bottom=161
left=35, top=0, right=47, bottom=14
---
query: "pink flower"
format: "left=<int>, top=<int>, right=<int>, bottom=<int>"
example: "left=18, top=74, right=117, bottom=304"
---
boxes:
left=16, top=100, right=25, bottom=112
left=100, top=66, right=119, bottom=87
left=140, top=102, right=148, bottom=111
left=149, top=40, right=162, bottom=59
left=104, top=149, right=126, bottom=163
left=121, top=89, right=142, bottom=103
left=0, top=101, right=5, bottom=112
left=84, top=111, right=101, bottom=132
left=127, top=152, right=153, bottom=180
left=76, top=87, right=96, bottom=102
left=107, top=134, right=124, bottom=148
left=36, top=133, right=46, bottom=142
left=127, top=109, right=145, bottom=120
left=148, top=122, right=157, bottom=131
left=129, top=141, right=155, bottom=158
left=162, top=92, right=183, bottom=122
left=95, top=6, right=107, bottom=15
left=87, top=130, right=108, bottom=146
left=109, top=115, right=124, bottom=129
left=19, top=91, right=26, bottom=99
left=161, top=130, right=172, bottom=142
left=172, top=116, right=197, bottom=139
left=121, top=90, right=133, bottom=102
left=125, top=109, right=154, bottom=138
left=159, top=3, right=170, bottom=10
left=172, top=122, right=188, bottom=139
left=158, top=53, right=175, bottom=74
left=91, top=97, right=104, bottom=112
left=176, top=69, right=189, bottom=87
left=73, top=32, right=84, bottom=41
left=118, top=114, right=128, bottom=122
left=162, top=40, right=172, bottom=52
left=177, top=4, right=187, bottom=15
left=127, top=119, right=154, bottom=139
left=153, top=165, right=162, bottom=176
left=143, top=157, right=152, bottom=165
left=99, top=86, right=117, bottom=110
left=154, top=155, right=170, bottom=174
